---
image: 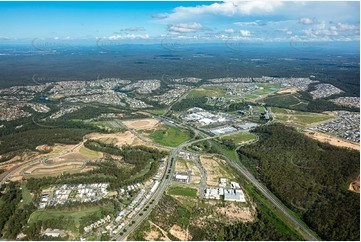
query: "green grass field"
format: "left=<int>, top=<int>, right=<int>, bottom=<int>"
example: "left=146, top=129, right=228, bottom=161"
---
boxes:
left=149, top=125, right=193, bottom=147
left=221, top=132, right=257, bottom=144
left=275, top=115, right=289, bottom=121
left=168, top=186, right=197, bottom=197
left=19, top=183, right=33, bottom=207
left=28, top=203, right=114, bottom=231
left=254, top=106, right=266, bottom=113
left=187, top=86, right=227, bottom=98
left=242, top=94, right=259, bottom=100
left=270, top=107, right=293, bottom=114
left=79, top=146, right=100, bottom=157
left=293, top=115, right=333, bottom=125
left=263, top=94, right=301, bottom=107
left=258, top=83, right=283, bottom=89
left=270, top=107, right=313, bottom=115
left=147, top=109, right=167, bottom=115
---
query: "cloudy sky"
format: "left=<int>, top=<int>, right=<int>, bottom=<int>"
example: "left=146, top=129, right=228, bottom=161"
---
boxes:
left=0, top=1, right=359, bottom=43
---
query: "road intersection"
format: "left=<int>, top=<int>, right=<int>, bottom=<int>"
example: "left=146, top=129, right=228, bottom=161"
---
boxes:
left=112, top=114, right=318, bottom=241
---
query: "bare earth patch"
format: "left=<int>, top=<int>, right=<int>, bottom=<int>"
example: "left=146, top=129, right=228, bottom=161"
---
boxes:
left=175, top=159, right=188, bottom=173
left=216, top=202, right=254, bottom=223
left=0, top=155, right=21, bottom=165
left=277, top=87, right=299, bottom=94
left=169, top=225, right=191, bottom=241
left=122, top=118, right=160, bottom=130
left=190, top=175, right=201, bottom=184
left=27, top=162, right=84, bottom=174
left=35, top=144, right=53, bottom=153
left=175, top=159, right=201, bottom=184
left=349, top=175, right=360, bottom=193
left=200, top=155, right=236, bottom=186
left=7, top=142, right=100, bottom=181
left=86, top=131, right=140, bottom=147
left=144, top=221, right=171, bottom=241
left=305, top=131, right=360, bottom=151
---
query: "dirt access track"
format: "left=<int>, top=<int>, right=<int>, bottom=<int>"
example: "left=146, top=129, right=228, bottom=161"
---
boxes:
left=304, top=131, right=360, bottom=151
left=122, top=118, right=160, bottom=130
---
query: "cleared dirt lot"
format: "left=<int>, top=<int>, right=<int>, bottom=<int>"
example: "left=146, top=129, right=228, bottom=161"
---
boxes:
left=122, top=118, right=160, bottom=130
left=3, top=130, right=167, bottom=182
left=28, top=162, right=84, bottom=174
left=200, top=155, right=236, bottom=186
left=87, top=131, right=141, bottom=146
left=169, top=224, right=191, bottom=241
left=144, top=221, right=170, bottom=241
left=7, top=141, right=100, bottom=181
left=305, top=131, right=360, bottom=151
left=216, top=202, right=254, bottom=223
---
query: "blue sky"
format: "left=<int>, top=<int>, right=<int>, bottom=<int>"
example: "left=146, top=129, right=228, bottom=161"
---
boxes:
left=0, top=1, right=359, bottom=43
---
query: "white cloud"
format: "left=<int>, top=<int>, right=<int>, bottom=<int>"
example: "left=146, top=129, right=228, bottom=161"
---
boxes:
left=152, top=13, right=168, bottom=19
left=158, top=1, right=283, bottom=22
left=224, top=28, right=235, bottom=33
left=234, top=21, right=262, bottom=26
left=277, top=28, right=293, bottom=35
left=239, top=30, right=251, bottom=37
left=108, top=34, right=150, bottom=40
left=120, top=27, right=146, bottom=32
left=336, top=23, right=358, bottom=31
left=299, top=17, right=315, bottom=25
left=167, top=22, right=203, bottom=33
left=300, top=21, right=359, bottom=41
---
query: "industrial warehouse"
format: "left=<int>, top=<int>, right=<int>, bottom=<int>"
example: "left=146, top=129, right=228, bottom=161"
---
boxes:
left=204, top=179, right=246, bottom=202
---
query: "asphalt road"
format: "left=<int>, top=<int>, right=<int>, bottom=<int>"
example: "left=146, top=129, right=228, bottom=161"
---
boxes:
left=113, top=141, right=182, bottom=241
left=114, top=119, right=318, bottom=241
left=156, top=117, right=318, bottom=241
left=180, top=124, right=318, bottom=241
left=1, top=113, right=317, bottom=241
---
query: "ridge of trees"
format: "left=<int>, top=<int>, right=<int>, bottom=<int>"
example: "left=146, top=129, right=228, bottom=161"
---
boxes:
left=238, top=123, right=360, bottom=240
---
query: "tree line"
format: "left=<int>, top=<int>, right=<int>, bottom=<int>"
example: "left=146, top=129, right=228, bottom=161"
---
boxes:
left=237, top=123, right=360, bottom=241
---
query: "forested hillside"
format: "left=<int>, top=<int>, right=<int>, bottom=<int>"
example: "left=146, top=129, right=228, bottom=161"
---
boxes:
left=238, top=123, right=360, bottom=241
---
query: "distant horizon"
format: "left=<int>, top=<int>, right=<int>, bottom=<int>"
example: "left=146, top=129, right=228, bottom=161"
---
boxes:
left=0, top=1, right=359, bottom=43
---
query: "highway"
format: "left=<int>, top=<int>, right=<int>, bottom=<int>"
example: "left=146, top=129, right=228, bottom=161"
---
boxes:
left=113, top=141, right=182, bottom=241
left=112, top=114, right=318, bottom=241
left=166, top=116, right=317, bottom=240
left=171, top=118, right=318, bottom=241
left=0, top=112, right=317, bottom=241
left=227, top=146, right=317, bottom=241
